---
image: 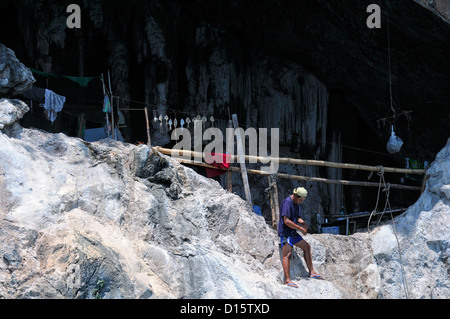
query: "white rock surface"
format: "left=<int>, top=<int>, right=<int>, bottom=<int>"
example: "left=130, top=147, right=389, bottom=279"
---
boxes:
left=0, top=99, right=29, bottom=130
left=0, top=98, right=448, bottom=299
left=370, top=139, right=450, bottom=299
left=0, top=124, right=343, bottom=299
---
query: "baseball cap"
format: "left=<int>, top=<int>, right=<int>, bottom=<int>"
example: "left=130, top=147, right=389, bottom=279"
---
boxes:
left=293, top=187, right=308, bottom=198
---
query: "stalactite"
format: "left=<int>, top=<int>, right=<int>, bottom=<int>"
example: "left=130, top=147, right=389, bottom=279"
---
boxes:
left=327, top=130, right=343, bottom=215
left=301, top=73, right=328, bottom=156
left=248, top=61, right=329, bottom=158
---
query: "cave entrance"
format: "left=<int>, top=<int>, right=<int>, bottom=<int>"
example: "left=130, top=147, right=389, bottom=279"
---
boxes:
left=325, top=90, right=424, bottom=233
left=18, top=69, right=126, bottom=143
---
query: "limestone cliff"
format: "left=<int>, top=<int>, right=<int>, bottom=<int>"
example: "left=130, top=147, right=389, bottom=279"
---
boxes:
left=2, top=1, right=450, bottom=221
left=0, top=110, right=343, bottom=299
left=0, top=3, right=449, bottom=299
left=0, top=96, right=448, bottom=299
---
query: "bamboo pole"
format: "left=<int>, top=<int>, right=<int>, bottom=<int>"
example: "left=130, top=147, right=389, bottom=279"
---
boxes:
left=144, top=107, right=152, bottom=148
left=272, top=173, right=280, bottom=226
left=268, top=173, right=280, bottom=228
left=170, top=157, right=422, bottom=191
left=227, top=170, right=233, bottom=192
left=107, top=71, right=116, bottom=141
left=268, top=176, right=276, bottom=227
left=232, top=114, right=253, bottom=206
left=101, top=74, right=110, bottom=138
left=153, top=146, right=426, bottom=175
left=227, top=120, right=233, bottom=193
left=247, top=168, right=422, bottom=191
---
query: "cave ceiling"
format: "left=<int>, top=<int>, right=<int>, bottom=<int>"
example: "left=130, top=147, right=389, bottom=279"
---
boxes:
left=1, top=0, right=449, bottom=161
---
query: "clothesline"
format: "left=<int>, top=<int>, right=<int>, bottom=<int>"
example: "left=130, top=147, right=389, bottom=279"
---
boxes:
left=106, top=93, right=400, bottom=159
left=26, top=68, right=411, bottom=160
left=114, top=95, right=215, bottom=118
left=21, top=86, right=66, bottom=124
left=29, top=68, right=100, bottom=88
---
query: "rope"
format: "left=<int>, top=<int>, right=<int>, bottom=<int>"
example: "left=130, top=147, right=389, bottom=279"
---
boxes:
left=368, top=165, right=410, bottom=298
left=264, top=173, right=277, bottom=193
left=108, top=92, right=400, bottom=158
left=386, top=2, right=396, bottom=118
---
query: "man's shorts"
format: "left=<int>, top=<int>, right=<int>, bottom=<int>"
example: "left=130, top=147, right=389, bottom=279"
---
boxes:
left=280, top=235, right=303, bottom=247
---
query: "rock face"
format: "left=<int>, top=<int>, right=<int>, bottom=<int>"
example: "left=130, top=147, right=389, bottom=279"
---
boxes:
left=0, top=123, right=341, bottom=299
left=0, top=7, right=449, bottom=298
left=370, top=138, right=450, bottom=298
left=0, top=99, right=29, bottom=130
left=0, top=43, right=34, bottom=97
left=3, top=0, right=450, bottom=160
left=3, top=1, right=450, bottom=220
left=414, top=0, right=450, bottom=23
left=0, top=97, right=449, bottom=299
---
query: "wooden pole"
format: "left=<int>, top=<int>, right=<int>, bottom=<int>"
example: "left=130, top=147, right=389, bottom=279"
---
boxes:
left=167, top=156, right=422, bottom=192
left=232, top=114, right=253, bottom=206
left=101, top=74, right=110, bottom=138
left=144, top=107, right=152, bottom=147
left=420, top=171, right=429, bottom=194
left=152, top=147, right=425, bottom=175
left=272, top=173, right=280, bottom=227
left=267, top=160, right=280, bottom=228
left=268, top=176, right=276, bottom=227
left=227, top=171, right=233, bottom=193
left=101, top=73, right=106, bottom=95
left=247, top=168, right=422, bottom=191
left=268, top=175, right=280, bottom=228
left=108, top=70, right=116, bottom=140
left=227, top=120, right=233, bottom=193
left=111, top=97, right=116, bottom=140
left=77, top=113, right=85, bottom=138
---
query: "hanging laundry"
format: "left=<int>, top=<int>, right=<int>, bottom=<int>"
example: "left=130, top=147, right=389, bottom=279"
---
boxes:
left=180, top=118, right=185, bottom=128
left=102, top=94, right=111, bottom=113
left=29, top=68, right=100, bottom=88
left=193, top=115, right=200, bottom=126
left=186, top=117, right=191, bottom=128
left=202, top=115, right=207, bottom=127
left=43, top=89, right=66, bottom=123
left=173, top=118, right=178, bottom=139
left=164, top=115, right=169, bottom=130
left=204, top=152, right=231, bottom=178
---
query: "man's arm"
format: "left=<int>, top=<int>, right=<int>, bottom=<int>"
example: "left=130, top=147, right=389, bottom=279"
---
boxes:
left=283, top=216, right=308, bottom=236
left=298, top=218, right=308, bottom=228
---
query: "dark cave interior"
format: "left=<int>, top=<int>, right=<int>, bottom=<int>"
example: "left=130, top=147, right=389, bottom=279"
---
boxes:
left=1, top=0, right=449, bottom=223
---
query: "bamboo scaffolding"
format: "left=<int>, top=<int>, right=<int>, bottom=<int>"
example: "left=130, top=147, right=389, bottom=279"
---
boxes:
left=169, top=156, right=422, bottom=192
left=153, top=147, right=426, bottom=175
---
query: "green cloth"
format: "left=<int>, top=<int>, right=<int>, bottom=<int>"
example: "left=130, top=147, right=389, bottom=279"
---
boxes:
left=102, top=94, right=111, bottom=113
left=29, top=68, right=100, bottom=87
left=407, top=158, right=424, bottom=170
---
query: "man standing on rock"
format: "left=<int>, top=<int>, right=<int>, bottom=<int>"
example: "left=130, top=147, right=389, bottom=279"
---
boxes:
left=278, top=187, right=324, bottom=288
